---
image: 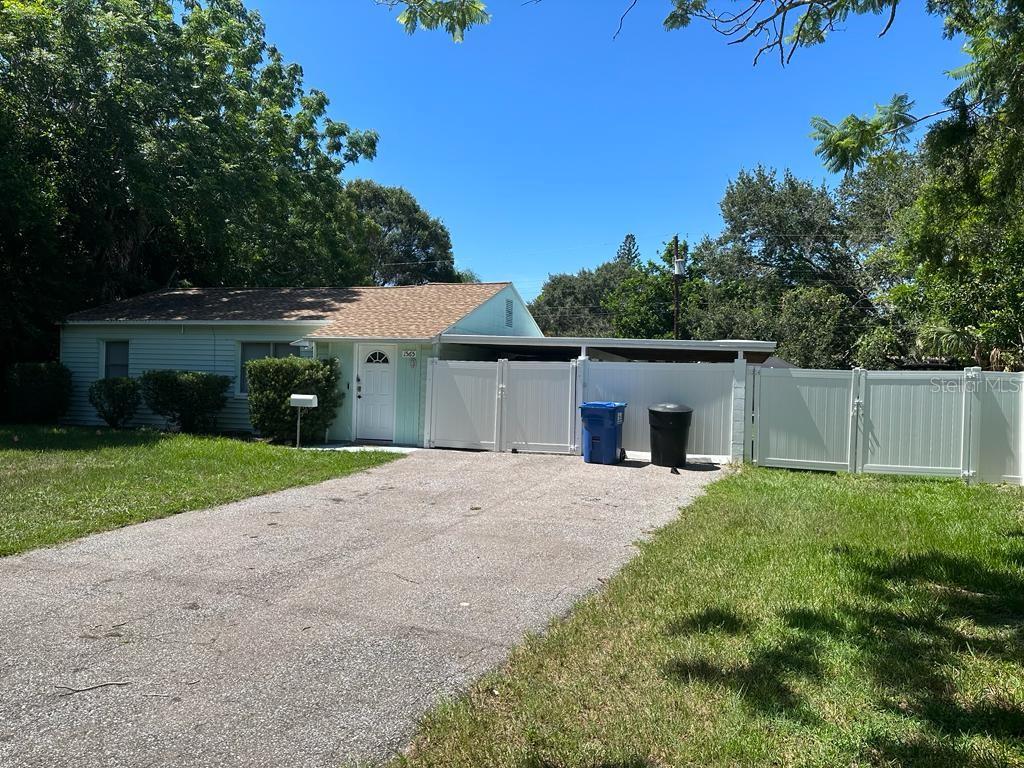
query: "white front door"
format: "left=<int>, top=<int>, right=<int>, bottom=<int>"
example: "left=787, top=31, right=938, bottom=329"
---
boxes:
left=356, top=344, right=397, bottom=441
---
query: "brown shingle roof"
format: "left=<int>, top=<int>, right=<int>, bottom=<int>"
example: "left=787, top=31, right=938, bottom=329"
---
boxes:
left=66, top=284, right=511, bottom=339
left=308, top=283, right=509, bottom=339
left=67, top=288, right=359, bottom=323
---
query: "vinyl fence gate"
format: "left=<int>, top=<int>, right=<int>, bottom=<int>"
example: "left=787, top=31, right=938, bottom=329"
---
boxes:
left=424, top=359, right=579, bottom=454
left=754, top=367, right=1024, bottom=483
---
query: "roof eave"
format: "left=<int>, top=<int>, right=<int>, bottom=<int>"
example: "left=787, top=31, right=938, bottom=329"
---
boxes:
left=305, top=334, right=436, bottom=343
left=437, top=334, right=777, bottom=352
left=64, top=319, right=333, bottom=326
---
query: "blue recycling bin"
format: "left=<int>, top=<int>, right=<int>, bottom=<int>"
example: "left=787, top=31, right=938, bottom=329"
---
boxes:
left=580, top=401, right=627, bottom=465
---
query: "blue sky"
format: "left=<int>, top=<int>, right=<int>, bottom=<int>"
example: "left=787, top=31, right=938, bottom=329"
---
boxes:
left=247, top=0, right=965, bottom=299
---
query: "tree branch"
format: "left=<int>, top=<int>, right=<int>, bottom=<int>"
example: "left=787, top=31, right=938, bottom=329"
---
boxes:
left=613, top=0, right=640, bottom=40
left=879, top=1, right=898, bottom=37
left=879, top=104, right=972, bottom=136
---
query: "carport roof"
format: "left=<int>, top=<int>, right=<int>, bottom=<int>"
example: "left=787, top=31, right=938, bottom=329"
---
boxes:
left=438, top=334, right=776, bottom=363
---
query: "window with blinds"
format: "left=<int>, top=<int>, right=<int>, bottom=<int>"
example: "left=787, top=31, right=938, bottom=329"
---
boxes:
left=239, top=342, right=296, bottom=393
left=104, top=341, right=129, bottom=378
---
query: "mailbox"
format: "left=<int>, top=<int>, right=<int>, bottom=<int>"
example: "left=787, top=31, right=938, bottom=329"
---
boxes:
left=289, top=394, right=318, bottom=408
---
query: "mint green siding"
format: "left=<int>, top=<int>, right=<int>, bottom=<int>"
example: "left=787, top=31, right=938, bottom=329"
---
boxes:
left=317, top=340, right=432, bottom=446
left=447, top=286, right=542, bottom=337
left=317, top=341, right=355, bottom=442
left=61, top=323, right=322, bottom=431
left=395, top=343, right=432, bottom=445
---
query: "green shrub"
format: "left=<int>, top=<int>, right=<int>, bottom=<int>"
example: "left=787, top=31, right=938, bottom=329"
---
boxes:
left=246, top=357, right=341, bottom=444
left=3, top=362, right=72, bottom=423
left=88, top=377, right=141, bottom=428
left=140, top=370, right=231, bottom=433
left=854, top=325, right=905, bottom=370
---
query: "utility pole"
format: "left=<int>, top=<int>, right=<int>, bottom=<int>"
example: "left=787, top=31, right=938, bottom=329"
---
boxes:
left=672, top=235, right=687, bottom=340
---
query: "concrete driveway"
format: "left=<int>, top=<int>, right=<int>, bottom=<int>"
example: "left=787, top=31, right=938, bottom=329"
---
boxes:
left=0, top=450, right=723, bottom=767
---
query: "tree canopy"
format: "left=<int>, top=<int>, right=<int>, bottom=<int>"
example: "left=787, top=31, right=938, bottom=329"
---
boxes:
left=528, top=234, right=640, bottom=337
left=346, top=179, right=461, bottom=285
left=0, top=0, right=467, bottom=366
left=387, top=0, right=1024, bottom=368
left=0, top=0, right=379, bottom=363
left=531, top=163, right=918, bottom=368
left=5, top=0, right=1022, bottom=370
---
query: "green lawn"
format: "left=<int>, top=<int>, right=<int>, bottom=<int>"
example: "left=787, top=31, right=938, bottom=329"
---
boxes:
left=396, top=468, right=1024, bottom=768
left=0, top=425, right=398, bottom=557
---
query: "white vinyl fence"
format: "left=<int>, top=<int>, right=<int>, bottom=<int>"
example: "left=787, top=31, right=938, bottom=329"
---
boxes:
left=582, top=360, right=741, bottom=457
left=502, top=361, right=579, bottom=454
left=424, top=360, right=502, bottom=451
left=425, top=358, right=740, bottom=460
left=976, top=372, right=1024, bottom=484
left=425, top=359, right=579, bottom=454
left=425, top=357, right=1024, bottom=484
left=755, top=369, right=857, bottom=472
left=754, top=367, right=1024, bottom=483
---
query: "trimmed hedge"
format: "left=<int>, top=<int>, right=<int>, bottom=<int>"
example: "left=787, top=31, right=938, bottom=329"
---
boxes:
left=246, top=357, right=341, bottom=444
left=3, top=362, right=72, bottom=423
left=88, top=377, right=141, bottom=428
left=140, top=370, right=231, bottom=433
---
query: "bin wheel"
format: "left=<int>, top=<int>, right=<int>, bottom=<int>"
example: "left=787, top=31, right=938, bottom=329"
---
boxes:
left=619, top=448, right=626, bottom=463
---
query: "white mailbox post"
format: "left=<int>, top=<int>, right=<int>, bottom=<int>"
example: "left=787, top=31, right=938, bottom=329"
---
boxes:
left=289, top=394, right=318, bottom=448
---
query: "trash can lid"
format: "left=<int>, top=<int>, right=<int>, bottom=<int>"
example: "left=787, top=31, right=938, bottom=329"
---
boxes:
left=580, top=401, right=627, bottom=410
left=648, top=403, right=692, bottom=413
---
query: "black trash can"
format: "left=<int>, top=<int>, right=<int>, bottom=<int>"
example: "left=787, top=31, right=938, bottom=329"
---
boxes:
left=648, top=403, right=693, bottom=468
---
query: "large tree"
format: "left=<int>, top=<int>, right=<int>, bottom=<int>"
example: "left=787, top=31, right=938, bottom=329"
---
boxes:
left=380, top=0, right=918, bottom=53
left=602, top=169, right=872, bottom=366
left=345, top=179, right=460, bottom=285
left=706, top=167, right=859, bottom=297
left=529, top=234, right=641, bottom=337
left=603, top=240, right=689, bottom=340
left=384, top=0, right=1024, bottom=367
left=0, top=0, right=377, bottom=364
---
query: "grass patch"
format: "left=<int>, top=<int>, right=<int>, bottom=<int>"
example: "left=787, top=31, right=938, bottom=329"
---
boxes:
left=396, top=468, right=1024, bottom=767
left=0, top=424, right=399, bottom=556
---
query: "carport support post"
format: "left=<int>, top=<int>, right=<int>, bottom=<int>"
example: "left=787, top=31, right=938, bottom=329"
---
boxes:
left=730, top=354, right=746, bottom=464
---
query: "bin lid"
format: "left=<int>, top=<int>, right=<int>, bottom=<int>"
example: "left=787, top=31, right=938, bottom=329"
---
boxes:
left=580, top=401, right=627, bottom=410
left=648, top=403, right=692, bottom=413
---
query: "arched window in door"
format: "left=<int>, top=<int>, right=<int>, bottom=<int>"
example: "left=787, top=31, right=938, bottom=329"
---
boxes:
left=365, top=351, right=390, bottom=364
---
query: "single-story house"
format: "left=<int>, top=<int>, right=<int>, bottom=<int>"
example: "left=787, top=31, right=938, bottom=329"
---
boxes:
left=61, top=282, right=776, bottom=448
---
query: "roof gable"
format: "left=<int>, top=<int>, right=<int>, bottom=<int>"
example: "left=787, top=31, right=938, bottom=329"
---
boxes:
left=307, top=283, right=509, bottom=339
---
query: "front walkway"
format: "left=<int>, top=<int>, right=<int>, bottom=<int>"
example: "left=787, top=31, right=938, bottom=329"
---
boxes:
left=0, top=450, right=723, bottom=767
